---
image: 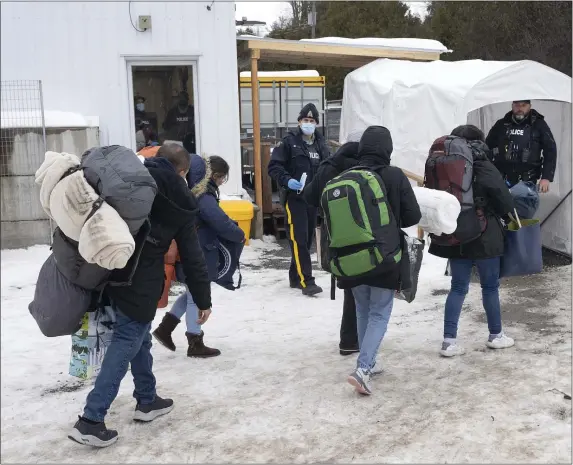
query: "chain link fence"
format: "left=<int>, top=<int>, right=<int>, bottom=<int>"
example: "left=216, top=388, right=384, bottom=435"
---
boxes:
left=0, top=80, right=51, bottom=249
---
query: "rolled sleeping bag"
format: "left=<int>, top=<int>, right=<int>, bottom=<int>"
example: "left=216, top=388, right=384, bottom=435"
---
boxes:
left=412, top=186, right=461, bottom=236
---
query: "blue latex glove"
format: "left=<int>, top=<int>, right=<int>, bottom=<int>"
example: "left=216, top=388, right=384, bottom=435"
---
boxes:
left=287, top=179, right=304, bottom=191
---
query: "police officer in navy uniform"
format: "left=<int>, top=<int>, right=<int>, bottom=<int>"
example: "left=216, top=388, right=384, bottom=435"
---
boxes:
left=268, top=103, right=330, bottom=296
left=485, top=100, right=557, bottom=194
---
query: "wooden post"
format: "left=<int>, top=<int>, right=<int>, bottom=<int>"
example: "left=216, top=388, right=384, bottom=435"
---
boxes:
left=250, top=49, right=263, bottom=210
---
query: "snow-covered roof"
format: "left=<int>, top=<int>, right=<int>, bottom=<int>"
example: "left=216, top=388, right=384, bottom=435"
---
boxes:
left=300, top=37, right=451, bottom=54
left=240, top=70, right=320, bottom=78
left=0, top=110, right=99, bottom=129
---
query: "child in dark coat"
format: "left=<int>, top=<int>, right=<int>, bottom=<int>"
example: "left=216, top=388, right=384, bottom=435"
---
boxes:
left=153, top=155, right=245, bottom=357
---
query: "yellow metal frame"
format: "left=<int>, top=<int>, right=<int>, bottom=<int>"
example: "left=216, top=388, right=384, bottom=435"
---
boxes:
left=240, top=76, right=325, bottom=88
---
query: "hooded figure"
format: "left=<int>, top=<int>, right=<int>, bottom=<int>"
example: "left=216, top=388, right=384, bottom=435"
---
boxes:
left=338, top=126, right=421, bottom=396
left=268, top=102, right=330, bottom=297
left=337, top=126, right=421, bottom=291
left=185, top=154, right=245, bottom=280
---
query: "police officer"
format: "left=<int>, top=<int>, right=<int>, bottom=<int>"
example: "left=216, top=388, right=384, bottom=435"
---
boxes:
left=268, top=103, right=330, bottom=296
left=485, top=100, right=557, bottom=195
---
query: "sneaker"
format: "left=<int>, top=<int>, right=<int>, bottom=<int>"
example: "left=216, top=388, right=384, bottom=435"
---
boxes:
left=133, top=396, right=174, bottom=422
left=339, top=342, right=359, bottom=356
left=68, top=416, right=118, bottom=448
left=440, top=340, right=465, bottom=357
left=370, top=361, right=383, bottom=377
left=302, top=283, right=323, bottom=296
left=486, top=332, right=515, bottom=349
left=347, top=367, right=372, bottom=395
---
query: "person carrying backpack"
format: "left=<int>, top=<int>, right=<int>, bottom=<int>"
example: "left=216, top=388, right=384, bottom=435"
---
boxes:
left=426, top=125, right=515, bottom=357
left=69, top=144, right=212, bottom=448
left=153, top=155, right=245, bottom=357
left=303, top=130, right=364, bottom=356
left=320, top=126, right=421, bottom=395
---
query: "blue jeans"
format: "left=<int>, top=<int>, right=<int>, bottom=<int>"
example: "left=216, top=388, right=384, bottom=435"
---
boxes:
left=83, top=307, right=156, bottom=422
left=351, top=285, right=394, bottom=372
left=444, top=257, right=502, bottom=339
left=168, top=290, right=201, bottom=335
left=509, top=181, right=539, bottom=219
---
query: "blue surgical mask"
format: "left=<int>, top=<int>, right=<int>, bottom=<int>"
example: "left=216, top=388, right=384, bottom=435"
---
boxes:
left=301, top=123, right=316, bottom=136
left=136, top=103, right=145, bottom=112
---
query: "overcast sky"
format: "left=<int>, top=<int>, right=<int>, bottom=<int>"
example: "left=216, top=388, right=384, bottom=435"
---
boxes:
left=235, top=1, right=429, bottom=34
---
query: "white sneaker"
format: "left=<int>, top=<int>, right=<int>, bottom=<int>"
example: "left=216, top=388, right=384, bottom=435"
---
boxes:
left=347, top=367, right=372, bottom=395
left=440, top=340, right=465, bottom=357
left=486, top=332, right=515, bottom=349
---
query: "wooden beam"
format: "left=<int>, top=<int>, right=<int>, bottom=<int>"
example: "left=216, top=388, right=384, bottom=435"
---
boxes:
left=247, top=39, right=441, bottom=62
left=250, top=49, right=263, bottom=211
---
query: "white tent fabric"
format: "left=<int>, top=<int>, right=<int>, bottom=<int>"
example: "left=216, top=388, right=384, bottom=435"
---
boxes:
left=340, top=59, right=572, bottom=256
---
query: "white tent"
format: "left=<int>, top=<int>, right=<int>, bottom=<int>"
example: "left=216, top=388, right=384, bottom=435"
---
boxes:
left=340, top=59, right=572, bottom=257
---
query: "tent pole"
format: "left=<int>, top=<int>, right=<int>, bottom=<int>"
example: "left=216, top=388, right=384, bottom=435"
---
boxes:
left=250, top=49, right=262, bottom=210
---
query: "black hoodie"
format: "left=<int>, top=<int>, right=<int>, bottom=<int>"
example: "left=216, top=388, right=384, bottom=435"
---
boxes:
left=105, top=157, right=211, bottom=323
left=302, top=141, right=360, bottom=207
left=336, top=126, right=422, bottom=291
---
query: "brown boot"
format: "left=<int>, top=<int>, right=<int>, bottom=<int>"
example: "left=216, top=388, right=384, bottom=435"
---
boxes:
left=186, top=331, right=221, bottom=358
left=152, top=313, right=180, bottom=351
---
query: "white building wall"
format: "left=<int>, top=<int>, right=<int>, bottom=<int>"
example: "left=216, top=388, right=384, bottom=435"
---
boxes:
left=1, top=1, right=243, bottom=196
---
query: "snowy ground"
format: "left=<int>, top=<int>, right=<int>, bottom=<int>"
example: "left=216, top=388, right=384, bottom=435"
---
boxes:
left=1, top=236, right=571, bottom=463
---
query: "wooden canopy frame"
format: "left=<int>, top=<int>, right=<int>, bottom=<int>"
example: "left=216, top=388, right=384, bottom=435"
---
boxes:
left=238, top=36, right=443, bottom=210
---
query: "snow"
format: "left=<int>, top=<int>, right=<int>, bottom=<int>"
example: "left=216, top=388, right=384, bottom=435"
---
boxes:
left=1, top=240, right=571, bottom=463
left=300, top=37, right=451, bottom=53
left=240, top=70, right=320, bottom=78
left=0, top=110, right=99, bottom=129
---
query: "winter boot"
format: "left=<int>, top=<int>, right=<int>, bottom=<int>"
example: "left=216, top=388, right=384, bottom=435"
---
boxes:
left=133, top=395, right=174, bottom=422
left=302, top=283, right=323, bottom=296
left=186, top=331, right=221, bottom=358
left=68, top=416, right=118, bottom=448
left=152, top=313, right=180, bottom=352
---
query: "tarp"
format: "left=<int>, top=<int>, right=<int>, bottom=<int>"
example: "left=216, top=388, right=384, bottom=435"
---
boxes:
left=340, top=59, right=572, bottom=256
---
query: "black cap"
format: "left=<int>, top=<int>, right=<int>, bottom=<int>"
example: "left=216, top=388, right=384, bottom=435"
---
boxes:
left=298, top=103, right=319, bottom=124
left=513, top=100, right=531, bottom=104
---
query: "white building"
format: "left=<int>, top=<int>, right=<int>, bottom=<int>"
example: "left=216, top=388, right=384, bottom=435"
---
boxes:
left=1, top=1, right=243, bottom=196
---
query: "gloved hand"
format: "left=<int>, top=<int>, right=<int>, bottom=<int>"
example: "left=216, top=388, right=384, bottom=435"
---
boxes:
left=287, top=178, right=304, bottom=191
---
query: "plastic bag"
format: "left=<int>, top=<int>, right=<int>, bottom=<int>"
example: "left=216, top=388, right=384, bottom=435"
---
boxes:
left=396, top=235, right=425, bottom=303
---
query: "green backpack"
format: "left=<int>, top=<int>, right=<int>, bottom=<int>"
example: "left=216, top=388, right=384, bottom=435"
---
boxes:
left=320, top=166, right=402, bottom=279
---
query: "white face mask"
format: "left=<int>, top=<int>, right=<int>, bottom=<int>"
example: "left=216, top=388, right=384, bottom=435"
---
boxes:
left=300, top=122, right=316, bottom=136
left=136, top=103, right=145, bottom=112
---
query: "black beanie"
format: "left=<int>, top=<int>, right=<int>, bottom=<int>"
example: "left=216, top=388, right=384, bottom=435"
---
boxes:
left=513, top=100, right=531, bottom=104
left=298, top=103, right=319, bottom=124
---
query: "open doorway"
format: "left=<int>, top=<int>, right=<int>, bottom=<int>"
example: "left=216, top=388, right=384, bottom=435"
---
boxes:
left=129, top=63, right=198, bottom=154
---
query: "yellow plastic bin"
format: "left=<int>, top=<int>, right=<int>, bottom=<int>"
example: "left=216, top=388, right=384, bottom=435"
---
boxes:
left=219, top=200, right=254, bottom=245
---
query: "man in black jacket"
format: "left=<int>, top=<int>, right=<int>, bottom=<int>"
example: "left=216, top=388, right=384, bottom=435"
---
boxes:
left=69, top=144, right=211, bottom=448
left=268, top=103, right=330, bottom=296
left=485, top=100, right=557, bottom=194
left=303, top=131, right=363, bottom=355
left=336, top=126, right=421, bottom=395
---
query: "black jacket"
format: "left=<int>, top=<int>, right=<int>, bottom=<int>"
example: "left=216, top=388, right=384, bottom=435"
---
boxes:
left=336, top=126, right=422, bottom=291
left=485, top=109, right=557, bottom=185
left=105, top=158, right=211, bottom=323
left=268, top=128, right=330, bottom=190
left=303, top=141, right=360, bottom=208
left=429, top=141, right=515, bottom=260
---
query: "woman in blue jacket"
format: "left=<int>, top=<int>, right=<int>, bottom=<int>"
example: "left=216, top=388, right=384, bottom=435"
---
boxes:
left=153, top=155, right=245, bottom=357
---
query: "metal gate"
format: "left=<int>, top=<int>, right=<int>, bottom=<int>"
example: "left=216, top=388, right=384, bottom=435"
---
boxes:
left=0, top=80, right=50, bottom=249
